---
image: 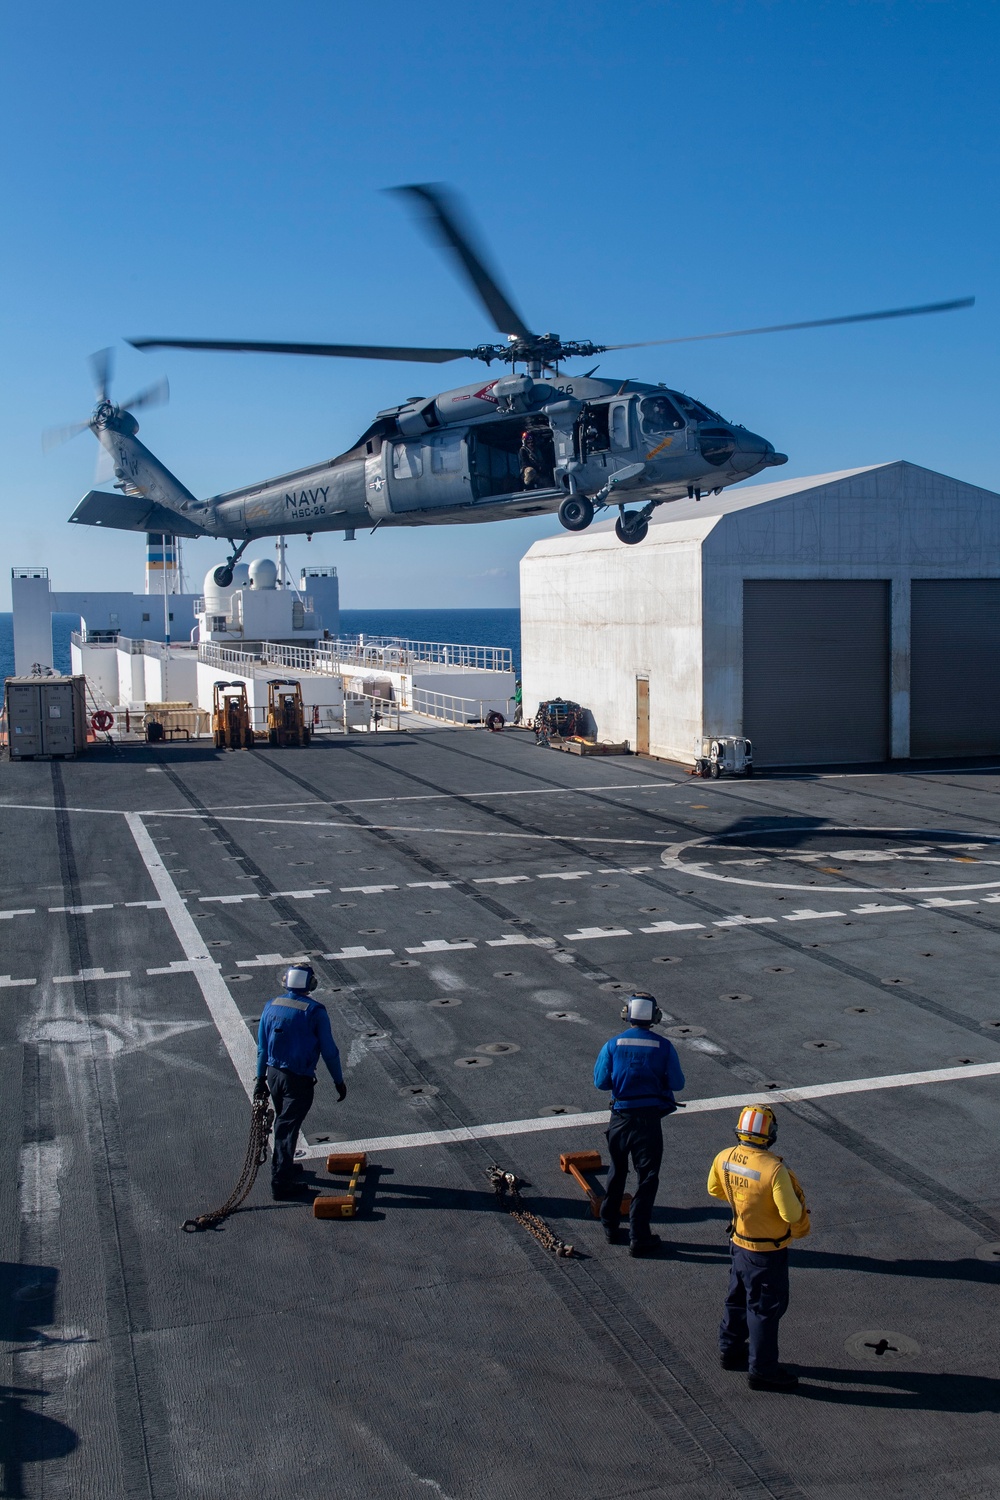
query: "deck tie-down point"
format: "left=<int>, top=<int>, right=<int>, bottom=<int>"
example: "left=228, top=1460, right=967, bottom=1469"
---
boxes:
left=559, top=1149, right=631, bottom=1219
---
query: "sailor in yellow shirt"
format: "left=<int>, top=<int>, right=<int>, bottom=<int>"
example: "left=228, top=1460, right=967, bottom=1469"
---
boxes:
left=707, top=1105, right=810, bottom=1391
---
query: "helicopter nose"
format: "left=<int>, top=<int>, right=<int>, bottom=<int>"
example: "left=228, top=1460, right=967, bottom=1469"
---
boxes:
left=729, top=430, right=783, bottom=473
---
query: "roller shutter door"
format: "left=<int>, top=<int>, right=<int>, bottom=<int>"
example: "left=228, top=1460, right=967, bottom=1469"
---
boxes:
left=743, top=580, right=890, bottom=766
left=910, top=580, right=1000, bottom=756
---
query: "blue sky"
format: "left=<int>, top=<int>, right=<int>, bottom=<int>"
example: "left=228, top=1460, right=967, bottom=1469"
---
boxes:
left=1, top=1, right=995, bottom=608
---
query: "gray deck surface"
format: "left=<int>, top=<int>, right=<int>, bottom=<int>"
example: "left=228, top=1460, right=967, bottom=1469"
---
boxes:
left=3, top=729, right=1000, bottom=1499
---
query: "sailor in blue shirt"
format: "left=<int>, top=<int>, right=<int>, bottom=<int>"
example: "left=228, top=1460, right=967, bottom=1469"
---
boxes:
left=593, top=992, right=685, bottom=1255
left=255, top=963, right=346, bottom=1200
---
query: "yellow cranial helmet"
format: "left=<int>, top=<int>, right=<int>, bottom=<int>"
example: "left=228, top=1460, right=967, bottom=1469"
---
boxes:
left=735, top=1105, right=777, bottom=1147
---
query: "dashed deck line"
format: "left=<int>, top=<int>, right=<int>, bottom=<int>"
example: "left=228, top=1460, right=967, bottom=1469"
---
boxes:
left=297, top=1060, right=1000, bottom=1159
left=53, top=967, right=131, bottom=984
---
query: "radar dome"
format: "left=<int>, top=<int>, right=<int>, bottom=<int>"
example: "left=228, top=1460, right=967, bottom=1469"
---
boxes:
left=231, top=563, right=251, bottom=590
left=249, top=557, right=278, bottom=590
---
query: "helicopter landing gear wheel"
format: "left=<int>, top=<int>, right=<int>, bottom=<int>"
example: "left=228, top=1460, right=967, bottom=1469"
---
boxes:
left=558, top=495, right=594, bottom=532
left=615, top=515, right=649, bottom=546
left=214, top=539, right=251, bottom=590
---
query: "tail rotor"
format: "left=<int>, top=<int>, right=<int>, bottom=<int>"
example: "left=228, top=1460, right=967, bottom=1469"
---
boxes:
left=43, top=351, right=169, bottom=455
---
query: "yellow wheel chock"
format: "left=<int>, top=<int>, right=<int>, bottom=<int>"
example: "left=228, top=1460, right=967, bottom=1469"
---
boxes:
left=313, top=1152, right=368, bottom=1219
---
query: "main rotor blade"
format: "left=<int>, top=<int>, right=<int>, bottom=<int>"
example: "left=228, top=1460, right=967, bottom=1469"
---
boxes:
left=42, top=418, right=92, bottom=453
left=117, top=377, right=170, bottom=413
left=392, top=183, right=533, bottom=341
left=602, top=297, right=976, bottom=351
left=89, top=347, right=113, bottom=401
left=128, top=337, right=475, bottom=364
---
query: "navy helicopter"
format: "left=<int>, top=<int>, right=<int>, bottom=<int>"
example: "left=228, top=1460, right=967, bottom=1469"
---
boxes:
left=51, top=185, right=972, bottom=581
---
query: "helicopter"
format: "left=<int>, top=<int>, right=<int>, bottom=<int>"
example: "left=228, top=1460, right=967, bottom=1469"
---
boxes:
left=51, top=185, right=973, bottom=582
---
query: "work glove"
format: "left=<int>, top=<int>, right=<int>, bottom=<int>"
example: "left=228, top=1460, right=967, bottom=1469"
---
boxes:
left=253, top=1077, right=269, bottom=1101
left=336, top=1081, right=348, bottom=1103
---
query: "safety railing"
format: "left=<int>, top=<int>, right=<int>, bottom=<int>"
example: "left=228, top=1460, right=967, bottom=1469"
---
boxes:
left=197, top=641, right=259, bottom=671
left=260, top=642, right=340, bottom=675
left=72, top=628, right=120, bottom=646
left=323, top=635, right=512, bottom=673
left=194, top=636, right=511, bottom=678
left=410, top=687, right=489, bottom=724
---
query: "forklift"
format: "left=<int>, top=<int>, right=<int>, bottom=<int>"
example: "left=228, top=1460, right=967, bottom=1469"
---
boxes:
left=212, top=682, right=255, bottom=750
left=266, top=679, right=311, bottom=747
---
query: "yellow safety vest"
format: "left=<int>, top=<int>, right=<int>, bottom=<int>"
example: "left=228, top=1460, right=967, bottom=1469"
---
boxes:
left=714, top=1145, right=808, bottom=1252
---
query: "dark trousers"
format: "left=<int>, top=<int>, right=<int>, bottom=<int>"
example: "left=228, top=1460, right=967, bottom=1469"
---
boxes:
left=266, top=1066, right=315, bottom=1187
left=601, top=1108, right=663, bottom=1243
left=720, top=1247, right=790, bottom=1374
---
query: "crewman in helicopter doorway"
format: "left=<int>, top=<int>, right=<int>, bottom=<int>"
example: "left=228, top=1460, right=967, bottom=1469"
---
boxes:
left=255, top=962, right=347, bottom=1201
left=708, top=1105, right=811, bottom=1391
left=593, top=992, right=685, bottom=1256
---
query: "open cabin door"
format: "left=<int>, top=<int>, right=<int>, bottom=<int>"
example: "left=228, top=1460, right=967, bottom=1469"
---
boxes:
left=468, top=418, right=527, bottom=500
left=384, top=432, right=470, bottom=513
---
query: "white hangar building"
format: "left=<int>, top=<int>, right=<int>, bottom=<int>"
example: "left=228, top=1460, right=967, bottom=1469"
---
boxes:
left=520, top=461, right=1000, bottom=767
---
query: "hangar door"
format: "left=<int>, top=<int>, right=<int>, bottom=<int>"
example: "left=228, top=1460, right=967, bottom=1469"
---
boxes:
left=910, top=580, right=1000, bottom=756
left=743, top=580, right=890, bottom=766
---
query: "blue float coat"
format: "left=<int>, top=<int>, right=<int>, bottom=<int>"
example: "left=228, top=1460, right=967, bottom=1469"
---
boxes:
left=593, top=1026, right=685, bottom=1111
left=256, top=992, right=344, bottom=1084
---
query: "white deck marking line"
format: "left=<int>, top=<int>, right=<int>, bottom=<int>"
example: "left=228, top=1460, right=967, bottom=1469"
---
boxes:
left=714, top=915, right=777, bottom=927
left=405, top=939, right=476, bottom=953
left=199, top=815, right=669, bottom=846
left=0, top=975, right=36, bottom=987
left=147, top=959, right=222, bottom=976
left=640, top=920, right=704, bottom=933
left=53, top=968, right=130, bottom=983
left=144, top=782, right=678, bottom=815
left=126, top=813, right=258, bottom=1098
left=0, top=909, right=35, bottom=919
left=324, top=945, right=395, bottom=960
left=783, top=909, right=845, bottom=921
left=486, top=934, right=555, bottom=947
left=297, top=1061, right=1000, bottom=1159
left=237, top=953, right=314, bottom=968
left=663, top=824, right=1000, bottom=896
left=563, top=926, right=631, bottom=941
left=49, top=903, right=115, bottom=916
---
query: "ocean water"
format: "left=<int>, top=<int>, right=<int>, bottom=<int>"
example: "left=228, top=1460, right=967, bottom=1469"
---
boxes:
left=0, top=608, right=521, bottom=680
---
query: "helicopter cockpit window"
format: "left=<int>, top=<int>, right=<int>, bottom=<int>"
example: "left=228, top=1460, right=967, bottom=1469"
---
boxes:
left=639, top=395, right=685, bottom=435
left=391, top=442, right=423, bottom=479
left=672, top=393, right=720, bottom=423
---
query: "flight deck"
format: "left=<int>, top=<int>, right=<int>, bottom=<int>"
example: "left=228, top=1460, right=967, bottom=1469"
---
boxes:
left=3, top=729, right=1000, bottom=1499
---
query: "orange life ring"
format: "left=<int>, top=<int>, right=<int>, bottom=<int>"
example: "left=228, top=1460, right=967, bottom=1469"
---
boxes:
left=91, top=709, right=114, bottom=733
